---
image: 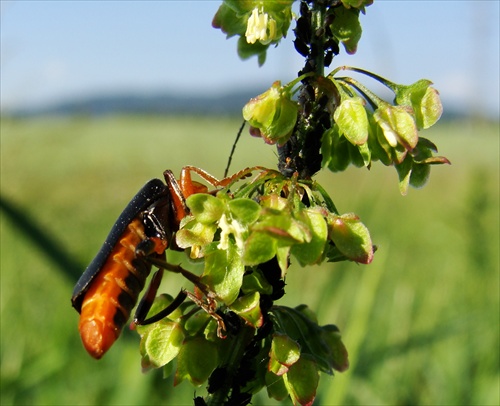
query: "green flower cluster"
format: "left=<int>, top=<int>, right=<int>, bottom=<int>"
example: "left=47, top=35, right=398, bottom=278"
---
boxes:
left=242, top=67, right=449, bottom=195
left=136, top=167, right=369, bottom=403
left=137, top=298, right=348, bottom=405
left=243, top=80, right=300, bottom=145
left=213, top=0, right=373, bottom=65
left=212, top=0, right=294, bottom=65
left=324, top=67, right=449, bottom=194
left=178, top=168, right=373, bottom=299
left=328, top=0, right=373, bottom=55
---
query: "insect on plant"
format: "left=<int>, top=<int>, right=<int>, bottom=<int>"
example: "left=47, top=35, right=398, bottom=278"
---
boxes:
left=70, top=1, right=450, bottom=404
left=71, top=166, right=254, bottom=359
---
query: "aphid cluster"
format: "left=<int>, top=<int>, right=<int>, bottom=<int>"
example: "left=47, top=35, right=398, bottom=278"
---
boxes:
left=278, top=0, right=341, bottom=179
left=294, top=0, right=341, bottom=75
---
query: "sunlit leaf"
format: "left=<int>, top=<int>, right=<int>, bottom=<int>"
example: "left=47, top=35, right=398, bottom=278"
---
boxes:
left=334, top=97, right=369, bottom=145
left=142, top=322, right=184, bottom=368
left=186, top=194, right=224, bottom=224
left=290, top=209, right=328, bottom=266
left=283, top=356, right=319, bottom=406
left=269, top=333, right=301, bottom=376
left=203, top=243, right=245, bottom=305
left=330, top=7, right=362, bottom=54
left=230, top=291, right=263, bottom=328
left=175, top=338, right=218, bottom=386
left=328, top=213, right=373, bottom=263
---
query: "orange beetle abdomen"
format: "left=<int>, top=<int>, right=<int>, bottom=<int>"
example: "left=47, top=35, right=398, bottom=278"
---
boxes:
left=78, top=219, right=152, bottom=359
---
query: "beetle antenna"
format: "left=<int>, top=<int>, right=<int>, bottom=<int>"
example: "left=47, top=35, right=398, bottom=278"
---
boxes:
left=224, top=120, right=246, bottom=178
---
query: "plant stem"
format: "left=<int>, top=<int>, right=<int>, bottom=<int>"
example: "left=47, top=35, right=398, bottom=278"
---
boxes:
left=205, top=325, right=255, bottom=405
left=336, top=76, right=388, bottom=109
left=310, top=0, right=326, bottom=77
left=330, top=65, right=399, bottom=92
left=278, top=0, right=334, bottom=179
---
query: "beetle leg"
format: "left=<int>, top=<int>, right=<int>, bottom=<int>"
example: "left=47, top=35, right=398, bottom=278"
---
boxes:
left=182, top=165, right=271, bottom=190
left=139, top=255, right=225, bottom=336
left=180, top=166, right=219, bottom=191
left=131, top=266, right=187, bottom=326
left=140, top=289, right=187, bottom=325
left=131, top=267, right=163, bottom=326
left=163, top=169, right=189, bottom=225
left=144, top=256, right=212, bottom=297
left=185, top=290, right=227, bottom=339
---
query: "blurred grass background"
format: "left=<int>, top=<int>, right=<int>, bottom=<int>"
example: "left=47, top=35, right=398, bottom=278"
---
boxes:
left=1, top=115, right=498, bottom=405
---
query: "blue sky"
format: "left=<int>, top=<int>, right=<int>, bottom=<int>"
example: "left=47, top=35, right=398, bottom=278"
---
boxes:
left=1, top=1, right=499, bottom=117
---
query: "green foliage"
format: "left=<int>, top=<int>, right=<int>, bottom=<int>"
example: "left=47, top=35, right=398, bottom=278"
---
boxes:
left=328, top=5, right=363, bottom=54
left=133, top=166, right=373, bottom=404
left=212, top=0, right=294, bottom=65
left=243, top=80, right=299, bottom=145
left=136, top=294, right=184, bottom=369
left=175, top=337, right=219, bottom=386
left=283, top=356, right=319, bottom=406
left=244, top=67, right=450, bottom=196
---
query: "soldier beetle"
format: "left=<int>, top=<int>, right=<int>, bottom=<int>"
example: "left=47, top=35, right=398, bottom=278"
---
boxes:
left=71, top=166, right=252, bottom=359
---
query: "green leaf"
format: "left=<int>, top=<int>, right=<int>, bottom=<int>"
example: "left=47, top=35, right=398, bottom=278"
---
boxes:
left=416, top=86, right=443, bottom=129
left=241, top=269, right=273, bottom=295
left=263, top=0, right=295, bottom=13
left=228, top=198, right=261, bottom=225
left=408, top=141, right=433, bottom=188
left=265, top=371, right=289, bottom=401
left=283, top=356, right=319, bottom=406
left=186, top=194, right=224, bottom=224
left=175, top=338, right=218, bottom=386
left=395, top=156, right=413, bottom=195
left=243, top=81, right=298, bottom=145
left=277, top=246, right=291, bottom=276
left=237, top=35, right=269, bottom=64
left=333, top=97, right=369, bottom=145
left=175, top=219, right=217, bottom=254
left=409, top=162, right=431, bottom=189
left=290, top=209, right=328, bottom=266
left=330, top=7, right=362, bottom=55
left=142, top=321, right=184, bottom=368
left=243, top=231, right=278, bottom=265
left=243, top=81, right=280, bottom=129
left=357, top=141, right=371, bottom=167
left=260, top=193, right=289, bottom=210
left=251, top=207, right=309, bottom=245
left=203, top=243, right=245, bottom=305
left=320, top=325, right=349, bottom=372
left=270, top=306, right=349, bottom=375
left=325, top=126, right=351, bottom=172
left=183, top=311, right=211, bottom=336
left=230, top=291, right=263, bottom=328
left=212, top=3, right=247, bottom=37
left=136, top=294, right=183, bottom=337
left=394, top=79, right=443, bottom=129
left=266, top=95, right=298, bottom=145
left=373, top=105, right=418, bottom=150
left=368, top=118, right=392, bottom=165
left=328, top=213, right=373, bottom=264
left=269, top=333, right=301, bottom=376
left=295, top=304, right=318, bottom=324
left=223, top=0, right=255, bottom=14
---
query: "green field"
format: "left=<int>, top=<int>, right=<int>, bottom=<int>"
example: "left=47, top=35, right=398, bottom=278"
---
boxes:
left=1, top=116, right=498, bottom=405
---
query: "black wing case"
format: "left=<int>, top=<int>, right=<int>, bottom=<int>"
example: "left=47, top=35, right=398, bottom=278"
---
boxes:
left=71, top=179, right=168, bottom=312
